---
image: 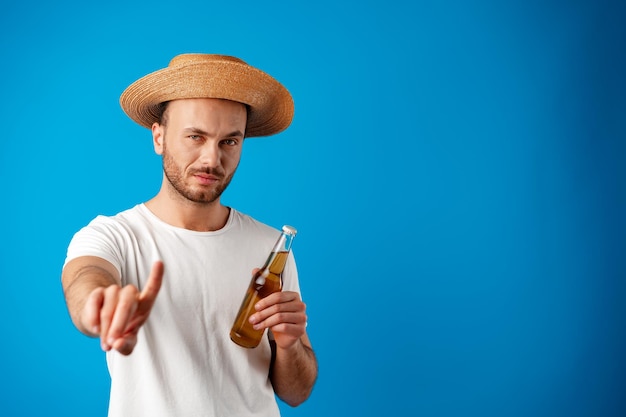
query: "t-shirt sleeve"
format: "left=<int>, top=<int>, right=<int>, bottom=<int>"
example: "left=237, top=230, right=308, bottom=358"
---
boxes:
left=63, top=216, right=125, bottom=278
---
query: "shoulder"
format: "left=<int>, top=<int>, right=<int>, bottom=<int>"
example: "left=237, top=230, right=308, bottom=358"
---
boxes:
left=229, top=209, right=281, bottom=240
left=67, top=205, right=156, bottom=250
left=83, top=204, right=152, bottom=232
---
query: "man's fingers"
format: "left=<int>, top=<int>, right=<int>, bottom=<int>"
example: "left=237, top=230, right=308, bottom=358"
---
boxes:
left=250, top=291, right=307, bottom=328
left=82, top=287, right=105, bottom=335
left=140, top=261, right=164, bottom=301
left=105, top=285, right=140, bottom=345
left=255, top=291, right=301, bottom=311
left=99, top=285, right=120, bottom=350
left=111, top=332, right=138, bottom=356
left=91, top=262, right=163, bottom=353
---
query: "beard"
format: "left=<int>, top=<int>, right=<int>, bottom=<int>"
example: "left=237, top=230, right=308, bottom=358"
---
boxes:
left=161, top=144, right=236, bottom=205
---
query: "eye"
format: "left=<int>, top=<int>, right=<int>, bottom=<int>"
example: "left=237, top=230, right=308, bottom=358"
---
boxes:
left=189, top=135, right=202, bottom=141
left=222, top=138, right=239, bottom=146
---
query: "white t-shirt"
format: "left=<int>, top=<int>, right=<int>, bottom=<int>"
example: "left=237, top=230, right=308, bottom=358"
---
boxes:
left=65, top=204, right=299, bottom=417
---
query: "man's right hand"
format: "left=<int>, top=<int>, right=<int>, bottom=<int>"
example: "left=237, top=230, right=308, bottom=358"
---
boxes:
left=62, top=257, right=164, bottom=356
left=84, top=261, right=164, bottom=355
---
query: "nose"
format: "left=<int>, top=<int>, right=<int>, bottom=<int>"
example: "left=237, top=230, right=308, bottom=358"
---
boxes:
left=199, top=142, right=221, bottom=168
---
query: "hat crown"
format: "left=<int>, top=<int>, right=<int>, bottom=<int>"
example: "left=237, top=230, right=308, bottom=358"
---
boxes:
left=168, top=53, right=247, bottom=68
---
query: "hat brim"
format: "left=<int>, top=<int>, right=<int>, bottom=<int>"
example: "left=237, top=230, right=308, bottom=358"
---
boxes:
left=119, top=56, right=294, bottom=138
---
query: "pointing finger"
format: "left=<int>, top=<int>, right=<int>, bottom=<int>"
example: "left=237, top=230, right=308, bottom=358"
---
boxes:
left=140, top=260, right=164, bottom=302
left=124, top=261, right=164, bottom=333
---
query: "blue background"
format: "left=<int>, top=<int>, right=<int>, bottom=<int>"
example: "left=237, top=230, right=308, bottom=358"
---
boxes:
left=1, top=0, right=625, bottom=416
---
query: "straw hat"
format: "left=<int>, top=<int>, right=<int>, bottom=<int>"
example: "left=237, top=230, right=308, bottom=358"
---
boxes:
left=119, top=54, right=294, bottom=137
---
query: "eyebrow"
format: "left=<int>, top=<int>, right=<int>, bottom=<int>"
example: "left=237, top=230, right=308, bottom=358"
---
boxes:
left=182, top=127, right=245, bottom=138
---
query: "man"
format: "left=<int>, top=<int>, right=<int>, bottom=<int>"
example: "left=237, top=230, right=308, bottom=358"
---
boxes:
left=61, top=54, right=317, bottom=416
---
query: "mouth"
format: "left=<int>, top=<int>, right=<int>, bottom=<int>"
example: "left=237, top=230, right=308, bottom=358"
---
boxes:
left=193, top=173, right=221, bottom=185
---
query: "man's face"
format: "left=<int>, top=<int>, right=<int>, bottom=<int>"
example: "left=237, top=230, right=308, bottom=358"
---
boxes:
left=152, top=98, right=247, bottom=205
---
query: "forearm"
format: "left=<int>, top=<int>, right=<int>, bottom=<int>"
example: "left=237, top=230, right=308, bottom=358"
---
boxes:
left=270, top=336, right=318, bottom=407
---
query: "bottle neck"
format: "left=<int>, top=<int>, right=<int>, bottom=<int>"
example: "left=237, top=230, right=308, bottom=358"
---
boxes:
left=263, top=230, right=296, bottom=269
left=273, top=232, right=295, bottom=253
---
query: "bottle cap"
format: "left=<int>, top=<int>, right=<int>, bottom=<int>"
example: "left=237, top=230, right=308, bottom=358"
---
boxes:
left=282, top=225, right=297, bottom=235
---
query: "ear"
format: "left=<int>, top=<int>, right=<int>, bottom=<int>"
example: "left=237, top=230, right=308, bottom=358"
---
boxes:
left=152, top=123, right=164, bottom=155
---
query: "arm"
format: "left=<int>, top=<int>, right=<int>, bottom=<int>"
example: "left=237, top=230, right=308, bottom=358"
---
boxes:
left=270, top=332, right=318, bottom=406
left=250, top=291, right=318, bottom=406
left=62, top=256, right=164, bottom=355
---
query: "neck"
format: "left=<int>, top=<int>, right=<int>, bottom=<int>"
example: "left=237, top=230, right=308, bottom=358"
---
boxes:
left=145, top=187, right=231, bottom=232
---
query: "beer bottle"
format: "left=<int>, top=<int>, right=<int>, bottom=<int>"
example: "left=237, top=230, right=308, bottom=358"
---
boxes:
left=230, top=225, right=298, bottom=348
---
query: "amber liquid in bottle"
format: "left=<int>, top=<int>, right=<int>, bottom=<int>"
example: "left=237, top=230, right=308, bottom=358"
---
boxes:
left=230, top=251, right=290, bottom=348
